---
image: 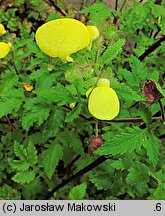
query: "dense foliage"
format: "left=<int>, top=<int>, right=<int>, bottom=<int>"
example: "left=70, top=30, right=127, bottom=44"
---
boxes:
left=0, top=0, right=165, bottom=200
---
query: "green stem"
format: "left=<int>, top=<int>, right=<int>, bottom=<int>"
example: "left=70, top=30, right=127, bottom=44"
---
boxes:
left=158, top=100, right=165, bottom=121
left=95, top=119, right=99, bottom=137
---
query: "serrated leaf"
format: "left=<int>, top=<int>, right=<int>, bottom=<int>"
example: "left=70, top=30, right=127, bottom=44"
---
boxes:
left=0, top=184, right=21, bottom=199
left=96, top=127, right=146, bottom=155
left=26, top=141, right=37, bottom=165
left=156, top=84, right=165, bottom=98
left=10, top=160, right=30, bottom=171
left=139, top=106, right=152, bottom=126
left=130, top=56, right=147, bottom=82
left=116, top=83, right=144, bottom=101
left=111, top=158, right=132, bottom=170
left=0, top=89, right=25, bottom=118
left=126, top=162, right=149, bottom=184
left=42, top=143, right=63, bottom=179
left=30, top=69, right=58, bottom=88
left=65, top=104, right=82, bottom=122
left=69, top=183, right=87, bottom=200
left=146, top=132, right=159, bottom=166
left=80, top=3, right=112, bottom=24
left=34, top=84, right=72, bottom=105
left=22, top=177, right=42, bottom=199
left=99, top=39, right=125, bottom=65
left=58, top=129, right=84, bottom=156
left=14, top=141, right=27, bottom=161
left=150, top=184, right=165, bottom=200
left=44, top=109, right=65, bottom=138
left=22, top=98, right=51, bottom=131
left=0, top=70, right=18, bottom=92
left=119, top=68, right=137, bottom=86
left=12, top=170, right=35, bottom=184
left=73, top=79, right=85, bottom=96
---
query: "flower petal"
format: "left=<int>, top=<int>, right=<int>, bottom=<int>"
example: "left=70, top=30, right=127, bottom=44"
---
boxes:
left=35, top=18, right=90, bottom=61
left=0, top=42, right=11, bottom=59
left=88, top=87, right=120, bottom=120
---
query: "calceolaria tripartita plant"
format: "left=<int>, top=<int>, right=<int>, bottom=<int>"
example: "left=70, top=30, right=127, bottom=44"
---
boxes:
left=0, top=1, right=165, bottom=200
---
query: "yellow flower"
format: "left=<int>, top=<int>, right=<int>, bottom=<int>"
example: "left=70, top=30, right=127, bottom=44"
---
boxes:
left=69, top=102, right=76, bottom=109
left=35, top=18, right=99, bottom=62
left=0, top=24, right=6, bottom=35
left=158, top=16, right=161, bottom=28
left=86, top=87, right=93, bottom=98
left=23, top=82, right=33, bottom=92
left=86, top=26, right=100, bottom=50
left=88, top=78, right=120, bottom=120
left=0, top=42, right=11, bottom=59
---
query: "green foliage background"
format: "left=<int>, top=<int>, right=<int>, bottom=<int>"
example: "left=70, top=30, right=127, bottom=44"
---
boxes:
left=0, top=0, right=165, bottom=200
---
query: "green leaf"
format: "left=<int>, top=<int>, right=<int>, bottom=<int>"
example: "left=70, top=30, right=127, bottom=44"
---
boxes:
left=14, top=141, right=27, bottom=162
left=80, top=3, right=112, bottom=24
left=9, top=160, right=30, bottom=171
left=12, top=170, right=36, bottom=184
left=30, top=68, right=58, bottom=88
left=96, top=127, right=146, bottom=155
left=111, top=158, right=132, bottom=170
left=22, top=178, right=43, bottom=199
left=0, top=70, right=18, bottom=93
left=34, top=84, right=72, bottom=105
left=150, top=183, right=165, bottom=200
left=119, top=68, right=137, bottom=86
left=69, top=183, right=87, bottom=200
left=73, top=79, right=85, bottom=96
left=59, top=130, right=84, bottom=155
left=146, top=132, right=159, bottom=166
left=26, top=141, right=37, bottom=165
left=156, top=84, right=165, bottom=98
left=130, top=56, right=147, bottom=82
left=42, top=143, right=63, bottom=179
left=139, top=106, right=152, bottom=126
left=126, top=162, right=149, bottom=184
left=98, top=39, right=125, bottom=65
left=22, top=98, right=51, bottom=131
left=0, top=89, right=24, bottom=118
left=65, top=104, right=82, bottom=122
left=0, top=184, right=21, bottom=200
left=116, top=83, right=144, bottom=101
left=44, top=109, right=65, bottom=138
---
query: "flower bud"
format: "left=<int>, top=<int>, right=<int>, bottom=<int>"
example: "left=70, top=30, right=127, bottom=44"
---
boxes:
left=143, top=80, right=163, bottom=104
left=89, top=136, right=103, bottom=151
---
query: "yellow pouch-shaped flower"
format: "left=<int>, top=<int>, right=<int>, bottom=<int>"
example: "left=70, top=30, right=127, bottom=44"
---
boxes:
left=0, top=42, right=11, bottom=59
left=35, top=18, right=99, bottom=62
left=88, top=78, right=120, bottom=120
left=0, top=24, right=6, bottom=35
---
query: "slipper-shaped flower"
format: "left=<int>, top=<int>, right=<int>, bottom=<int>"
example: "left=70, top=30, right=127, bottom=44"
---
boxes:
left=0, top=42, right=11, bottom=59
left=35, top=18, right=99, bottom=62
left=0, top=24, right=6, bottom=35
left=88, top=78, right=120, bottom=120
